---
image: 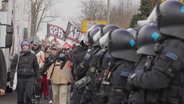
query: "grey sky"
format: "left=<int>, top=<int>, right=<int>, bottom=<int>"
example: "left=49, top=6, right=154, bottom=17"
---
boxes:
left=38, top=0, right=140, bottom=39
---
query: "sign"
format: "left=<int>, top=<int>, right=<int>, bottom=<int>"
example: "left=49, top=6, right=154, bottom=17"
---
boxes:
left=47, top=24, right=66, bottom=40
left=81, top=20, right=107, bottom=33
left=160, top=0, right=184, bottom=2
left=66, top=21, right=81, bottom=43
left=63, top=42, right=73, bottom=50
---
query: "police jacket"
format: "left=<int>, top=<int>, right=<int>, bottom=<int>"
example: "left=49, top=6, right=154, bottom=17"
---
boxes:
left=131, top=39, right=184, bottom=104
left=130, top=56, right=161, bottom=104
left=72, top=50, right=87, bottom=80
left=10, top=51, right=40, bottom=80
left=0, top=48, right=7, bottom=90
left=107, top=60, right=135, bottom=104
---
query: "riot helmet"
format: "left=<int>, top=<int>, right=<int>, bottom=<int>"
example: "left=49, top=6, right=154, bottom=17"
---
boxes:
left=157, top=0, right=184, bottom=40
left=109, top=29, right=138, bottom=62
left=102, top=24, right=119, bottom=35
left=94, top=24, right=119, bottom=47
left=137, top=23, right=161, bottom=56
left=127, top=28, right=138, bottom=40
left=99, top=31, right=111, bottom=48
left=78, top=34, right=86, bottom=47
left=88, top=27, right=101, bottom=45
left=83, top=24, right=105, bottom=46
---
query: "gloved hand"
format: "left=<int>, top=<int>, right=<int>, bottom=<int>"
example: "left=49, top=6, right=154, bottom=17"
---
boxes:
left=127, top=70, right=144, bottom=91
left=127, top=73, right=136, bottom=91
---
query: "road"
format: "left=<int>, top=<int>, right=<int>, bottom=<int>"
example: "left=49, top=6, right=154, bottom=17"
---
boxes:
left=0, top=91, right=49, bottom=104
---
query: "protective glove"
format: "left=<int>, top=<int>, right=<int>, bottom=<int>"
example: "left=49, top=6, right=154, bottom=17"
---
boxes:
left=127, top=70, right=144, bottom=91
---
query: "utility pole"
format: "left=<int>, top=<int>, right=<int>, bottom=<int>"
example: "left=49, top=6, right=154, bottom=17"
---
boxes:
left=107, top=0, right=110, bottom=24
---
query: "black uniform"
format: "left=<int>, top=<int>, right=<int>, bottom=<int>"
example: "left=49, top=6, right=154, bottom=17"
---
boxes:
left=70, top=45, right=88, bottom=104
left=129, top=56, right=161, bottom=104
left=130, top=39, right=184, bottom=104
left=80, top=46, right=101, bottom=104
left=128, top=23, right=162, bottom=104
left=106, top=60, right=135, bottom=104
left=10, top=51, right=40, bottom=104
left=96, top=51, right=114, bottom=104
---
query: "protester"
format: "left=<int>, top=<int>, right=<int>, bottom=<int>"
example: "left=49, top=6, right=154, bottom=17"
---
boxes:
left=42, top=45, right=72, bottom=104
left=9, top=40, right=41, bottom=104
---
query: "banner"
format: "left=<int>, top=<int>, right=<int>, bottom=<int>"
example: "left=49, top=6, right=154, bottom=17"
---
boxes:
left=47, top=24, right=66, bottom=40
left=66, top=21, right=81, bottom=43
left=63, top=42, right=73, bottom=50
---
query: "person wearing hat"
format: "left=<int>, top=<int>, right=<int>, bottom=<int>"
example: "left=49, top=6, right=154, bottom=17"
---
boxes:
left=9, top=40, right=41, bottom=104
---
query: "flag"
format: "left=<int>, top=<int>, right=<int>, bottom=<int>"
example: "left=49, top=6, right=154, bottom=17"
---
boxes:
left=47, top=24, right=66, bottom=40
left=66, top=21, right=81, bottom=43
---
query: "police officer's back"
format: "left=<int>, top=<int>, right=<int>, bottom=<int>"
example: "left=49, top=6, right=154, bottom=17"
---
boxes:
left=99, top=29, right=138, bottom=104
left=128, top=1, right=184, bottom=104
left=128, top=23, right=161, bottom=104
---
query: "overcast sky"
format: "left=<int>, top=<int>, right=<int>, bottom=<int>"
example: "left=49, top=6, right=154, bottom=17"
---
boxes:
left=38, top=0, right=140, bottom=39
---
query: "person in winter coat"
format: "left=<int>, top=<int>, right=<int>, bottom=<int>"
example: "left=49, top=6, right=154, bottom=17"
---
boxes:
left=46, top=47, right=73, bottom=104
left=9, top=40, right=40, bottom=104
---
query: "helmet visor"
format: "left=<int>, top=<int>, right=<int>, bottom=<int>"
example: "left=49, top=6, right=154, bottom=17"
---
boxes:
left=93, top=29, right=102, bottom=43
left=99, top=31, right=110, bottom=48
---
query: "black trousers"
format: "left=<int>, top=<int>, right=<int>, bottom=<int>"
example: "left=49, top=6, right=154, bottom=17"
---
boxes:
left=17, top=77, right=34, bottom=104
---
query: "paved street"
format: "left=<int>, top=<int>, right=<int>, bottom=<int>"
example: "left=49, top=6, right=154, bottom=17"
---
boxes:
left=0, top=91, right=49, bottom=104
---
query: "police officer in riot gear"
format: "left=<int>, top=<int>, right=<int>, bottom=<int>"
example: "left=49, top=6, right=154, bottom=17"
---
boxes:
left=82, top=24, right=119, bottom=104
left=79, top=26, right=104, bottom=104
left=71, top=25, right=104, bottom=104
left=104, top=29, right=137, bottom=104
left=79, top=24, right=120, bottom=104
left=128, top=1, right=184, bottom=104
left=128, top=23, right=161, bottom=104
left=70, top=44, right=88, bottom=104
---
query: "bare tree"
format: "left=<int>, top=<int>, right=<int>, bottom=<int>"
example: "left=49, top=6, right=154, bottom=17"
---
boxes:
left=78, top=0, right=138, bottom=28
left=30, top=0, right=59, bottom=36
left=79, top=0, right=106, bottom=20
left=110, top=0, right=138, bottom=28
